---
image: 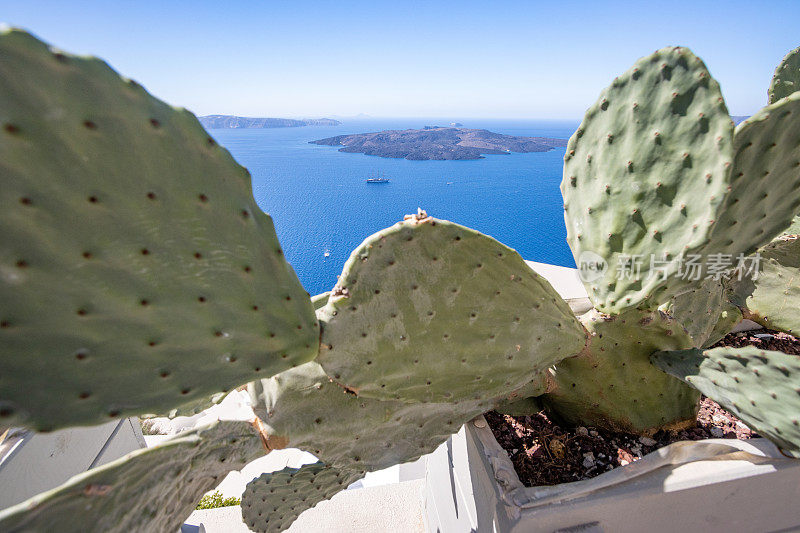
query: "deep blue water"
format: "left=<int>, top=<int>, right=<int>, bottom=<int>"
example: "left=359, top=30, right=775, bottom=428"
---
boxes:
left=209, top=118, right=579, bottom=296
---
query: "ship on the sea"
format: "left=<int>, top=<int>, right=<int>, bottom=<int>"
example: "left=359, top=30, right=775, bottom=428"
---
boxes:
left=366, top=172, right=389, bottom=183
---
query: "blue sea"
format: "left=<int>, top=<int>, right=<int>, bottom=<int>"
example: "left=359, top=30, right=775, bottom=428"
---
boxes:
left=209, top=118, right=580, bottom=296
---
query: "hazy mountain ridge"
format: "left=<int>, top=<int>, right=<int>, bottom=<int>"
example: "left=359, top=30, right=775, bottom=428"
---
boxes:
left=199, top=115, right=341, bottom=129
left=311, top=127, right=568, bottom=160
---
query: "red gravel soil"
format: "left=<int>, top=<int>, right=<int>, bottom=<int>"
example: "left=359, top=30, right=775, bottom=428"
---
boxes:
left=486, top=328, right=799, bottom=487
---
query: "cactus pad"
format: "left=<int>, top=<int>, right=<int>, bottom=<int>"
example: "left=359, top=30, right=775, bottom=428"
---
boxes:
left=738, top=237, right=800, bottom=335
left=0, top=420, right=264, bottom=532
left=703, top=92, right=800, bottom=258
left=769, top=45, right=800, bottom=239
left=562, top=47, right=734, bottom=313
left=249, top=362, right=491, bottom=471
left=652, top=346, right=800, bottom=457
left=661, top=277, right=741, bottom=348
left=542, top=308, right=700, bottom=434
left=316, top=214, right=586, bottom=403
left=769, top=46, right=800, bottom=104
left=706, top=305, right=743, bottom=348
left=0, top=29, right=318, bottom=430
left=242, top=462, right=364, bottom=533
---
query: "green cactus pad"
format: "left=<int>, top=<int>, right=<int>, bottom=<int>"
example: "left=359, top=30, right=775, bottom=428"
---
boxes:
left=703, top=92, right=800, bottom=259
left=652, top=346, right=800, bottom=457
left=562, top=47, right=734, bottom=313
left=760, top=47, right=800, bottom=239
left=737, top=237, right=800, bottom=335
left=0, top=29, right=318, bottom=430
left=242, top=462, right=364, bottom=533
left=769, top=46, right=800, bottom=104
left=316, top=214, right=586, bottom=403
left=0, top=420, right=264, bottom=533
left=660, top=277, right=742, bottom=348
left=249, top=362, right=490, bottom=471
left=542, top=308, right=700, bottom=434
left=706, top=306, right=743, bottom=348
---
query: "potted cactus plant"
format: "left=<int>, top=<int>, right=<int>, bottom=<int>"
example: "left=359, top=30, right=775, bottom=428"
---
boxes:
left=425, top=45, right=800, bottom=532
left=1, top=27, right=800, bottom=532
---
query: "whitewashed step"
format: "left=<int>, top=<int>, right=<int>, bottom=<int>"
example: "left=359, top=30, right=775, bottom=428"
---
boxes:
left=183, top=479, right=425, bottom=533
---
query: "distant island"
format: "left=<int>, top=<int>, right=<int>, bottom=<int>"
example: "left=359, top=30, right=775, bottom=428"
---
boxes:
left=199, top=115, right=341, bottom=129
left=310, top=127, right=568, bottom=160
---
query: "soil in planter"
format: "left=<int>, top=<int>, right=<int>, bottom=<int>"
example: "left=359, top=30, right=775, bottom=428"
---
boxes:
left=486, top=328, right=800, bottom=487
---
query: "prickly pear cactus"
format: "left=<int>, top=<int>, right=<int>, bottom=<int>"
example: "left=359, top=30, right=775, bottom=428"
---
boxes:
left=542, top=308, right=700, bottom=434
left=242, top=462, right=364, bottom=533
left=0, top=420, right=264, bottom=533
left=660, top=277, right=742, bottom=348
left=562, top=46, right=734, bottom=313
left=249, top=361, right=491, bottom=472
left=735, top=236, right=800, bottom=335
left=316, top=212, right=586, bottom=404
left=703, top=92, right=800, bottom=259
left=0, top=29, right=318, bottom=430
left=652, top=346, right=800, bottom=457
left=769, top=45, right=800, bottom=104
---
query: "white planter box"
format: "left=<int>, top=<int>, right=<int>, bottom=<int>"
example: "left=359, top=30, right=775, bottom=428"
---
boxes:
left=424, top=416, right=800, bottom=533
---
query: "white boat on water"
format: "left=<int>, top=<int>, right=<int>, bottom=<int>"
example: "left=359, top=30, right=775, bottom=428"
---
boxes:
left=366, top=172, right=389, bottom=183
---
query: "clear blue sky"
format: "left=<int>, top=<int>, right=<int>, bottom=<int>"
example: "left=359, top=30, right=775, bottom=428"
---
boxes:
left=3, top=1, right=798, bottom=119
